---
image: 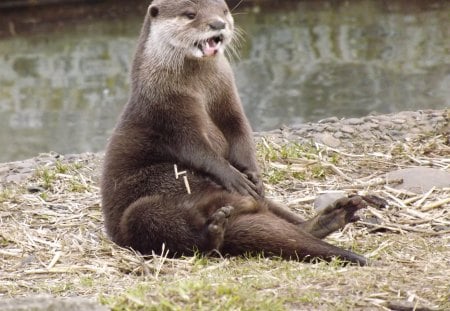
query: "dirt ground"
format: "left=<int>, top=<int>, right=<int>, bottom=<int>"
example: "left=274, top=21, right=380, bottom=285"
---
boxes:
left=0, top=112, right=449, bottom=310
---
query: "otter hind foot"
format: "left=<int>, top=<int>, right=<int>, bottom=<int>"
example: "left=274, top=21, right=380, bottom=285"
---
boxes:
left=209, top=205, right=233, bottom=231
left=203, top=205, right=234, bottom=252
left=333, top=195, right=367, bottom=223
left=304, top=195, right=367, bottom=239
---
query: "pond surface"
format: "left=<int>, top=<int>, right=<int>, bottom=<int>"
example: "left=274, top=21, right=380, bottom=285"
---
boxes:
left=0, top=0, right=449, bottom=162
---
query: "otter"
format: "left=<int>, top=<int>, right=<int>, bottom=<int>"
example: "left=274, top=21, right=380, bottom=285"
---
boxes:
left=101, top=0, right=369, bottom=265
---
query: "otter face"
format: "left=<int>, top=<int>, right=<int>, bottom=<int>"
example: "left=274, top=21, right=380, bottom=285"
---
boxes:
left=147, top=0, right=234, bottom=59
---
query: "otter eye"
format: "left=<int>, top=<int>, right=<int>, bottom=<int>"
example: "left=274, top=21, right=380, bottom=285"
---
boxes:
left=183, top=12, right=196, bottom=20
left=149, top=6, right=159, bottom=18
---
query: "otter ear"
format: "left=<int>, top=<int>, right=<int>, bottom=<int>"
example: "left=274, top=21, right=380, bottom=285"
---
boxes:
left=148, top=5, right=159, bottom=18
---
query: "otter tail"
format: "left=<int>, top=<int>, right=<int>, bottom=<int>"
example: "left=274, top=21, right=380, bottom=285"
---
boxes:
left=223, top=212, right=368, bottom=265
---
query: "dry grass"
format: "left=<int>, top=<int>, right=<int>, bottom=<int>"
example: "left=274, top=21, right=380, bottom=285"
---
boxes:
left=0, top=132, right=449, bottom=310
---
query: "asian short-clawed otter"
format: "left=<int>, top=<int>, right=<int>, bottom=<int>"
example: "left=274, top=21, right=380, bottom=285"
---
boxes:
left=101, top=0, right=369, bottom=265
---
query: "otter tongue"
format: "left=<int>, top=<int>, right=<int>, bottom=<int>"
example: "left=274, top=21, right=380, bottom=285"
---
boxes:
left=203, top=38, right=219, bottom=56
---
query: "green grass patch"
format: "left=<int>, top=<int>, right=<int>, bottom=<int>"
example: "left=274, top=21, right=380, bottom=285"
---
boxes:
left=100, top=257, right=326, bottom=311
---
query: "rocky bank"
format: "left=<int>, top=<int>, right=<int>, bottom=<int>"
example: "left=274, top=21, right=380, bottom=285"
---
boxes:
left=1, top=109, right=448, bottom=185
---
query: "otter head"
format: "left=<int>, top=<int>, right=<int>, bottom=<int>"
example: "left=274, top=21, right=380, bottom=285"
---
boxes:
left=146, top=0, right=234, bottom=60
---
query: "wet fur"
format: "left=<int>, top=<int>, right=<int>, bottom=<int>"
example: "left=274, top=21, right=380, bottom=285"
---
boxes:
left=101, top=0, right=369, bottom=265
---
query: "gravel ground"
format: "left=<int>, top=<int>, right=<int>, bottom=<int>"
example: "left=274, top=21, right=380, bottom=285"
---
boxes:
left=256, top=109, right=449, bottom=148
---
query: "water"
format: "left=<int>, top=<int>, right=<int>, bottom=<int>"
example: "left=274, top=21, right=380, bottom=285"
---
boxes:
left=0, top=0, right=449, bottom=162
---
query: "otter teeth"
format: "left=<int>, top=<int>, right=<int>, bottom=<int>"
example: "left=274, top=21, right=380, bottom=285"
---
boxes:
left=197, top=35, right=224, bottom=57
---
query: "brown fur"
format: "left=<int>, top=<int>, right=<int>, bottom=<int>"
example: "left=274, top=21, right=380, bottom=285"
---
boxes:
left=101, top=0, right=369, bottom=265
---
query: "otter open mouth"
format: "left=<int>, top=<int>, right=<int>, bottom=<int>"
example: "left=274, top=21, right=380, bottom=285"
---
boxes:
left=195, top=35, right=224, bottom=57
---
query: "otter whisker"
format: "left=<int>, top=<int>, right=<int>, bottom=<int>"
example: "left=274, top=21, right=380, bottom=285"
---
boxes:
left=230, top=0, right=244, bottom=13
left=231, top=12, right=248, bottom=16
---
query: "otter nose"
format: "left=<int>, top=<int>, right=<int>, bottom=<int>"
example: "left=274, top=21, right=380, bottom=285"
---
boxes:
left=209, top=20, right=226, bottom=30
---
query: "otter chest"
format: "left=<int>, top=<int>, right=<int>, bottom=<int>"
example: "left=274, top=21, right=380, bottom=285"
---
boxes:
left=202, top=100, right=229, bottom=157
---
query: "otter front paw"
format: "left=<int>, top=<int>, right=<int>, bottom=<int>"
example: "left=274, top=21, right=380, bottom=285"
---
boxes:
left=221, top=166, right=260, bottom=199
left=243, top=170, right=265, bottom=197
left=304, top=196, right=367, bottom=239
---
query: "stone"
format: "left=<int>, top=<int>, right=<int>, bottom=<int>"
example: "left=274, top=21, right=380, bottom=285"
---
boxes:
left=358, top=123, right=372, bottom=131
left=421, top=125, right=435, bottom=133
left=360, top=131, right=375, bottom=140
left=409, top=127, right=422, bottom=134
left=389, top=130, right=404, bottom=137
left=345, top=118, right=364, bottom=125
left=333, top=131, right=344, bottom=139
left=0, top=166, right=10, bottom=176
left=386, top=300, right=436, bottom=311
left=5, top=174, right=28, bottom=184
left=0, top=296, right=109, bottom=311
left=314, top=191, right=347, bottom=210
left=386, top=167, right=450, bottom=194
left=377, top=115, right=390, bottom=121
left=318, top=116, right=339, bottom=124
left=318, top=133, right=341, bottom=148
left=392, top=118, right=406, bottom=124
left=315, top=125, right=326, bottom=133
left=380, top=121, right=393, bottom=128
left=340, top=125, right=355, bottom=134
left=364, top=117, right=379, bottom=124
left=322, top=124, right=338, bottom=132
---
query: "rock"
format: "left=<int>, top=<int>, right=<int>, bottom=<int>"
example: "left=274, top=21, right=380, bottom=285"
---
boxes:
left=380, top=120, right=393, bottom=128
left=314, top=125, right=326, bottom=133
left=345, top=118, right=364, bottom=125
left=314, top=191, right=347, bottom=210
left=0, top=296, right=109, bottom=311
left=318, top=133, right=341, bottom=148
left=389, top=130, right=404, bottom=137
left=421, top=125, right=435, bottom=133
left=340, top=125, right=355, bottom=134
left=364, top=215, right=382, bottom=225
left=386, top=300, right=437, bottom=311
left=0, top=165, right=11, bottom=174
left=433, top=224, right=450, bottom=232
left=364, top=117, right=379, bottom=124
left=5, top=174, right=29, bottom=184
left=318, top=116, right=339, bottom=123
left=358, top=123, right=373, bottom=131
left=360, top=131, right=375, bottom=140
left=386, top=167, right=450, bottom=194
left=392, top=118, right=406, bottom=124
left=333, top=131, right=344, bottom=139
left=368, top=122, right=379, bottom=129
